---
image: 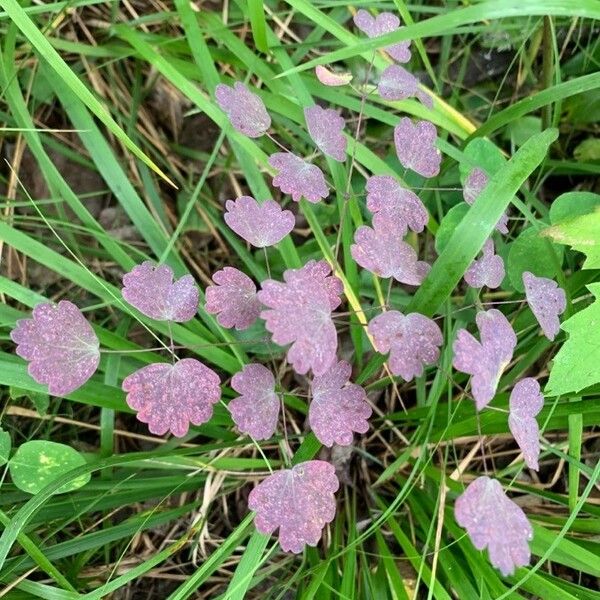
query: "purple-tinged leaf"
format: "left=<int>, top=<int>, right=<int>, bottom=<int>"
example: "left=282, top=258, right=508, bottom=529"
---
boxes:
left=353, top=9, right=411, bottom=63
left=453, top=309, right=517, bottom=410
left=122, top=359, right=221, bottom=437
left=351, top=222, right=430, bottom=286
left=377, top=65, right=432, bottom=107
left=11, top=301, right=100, bottom=396
left=366, top=175, right=428, bottom=236
left=269, top=152, right=329, bottom=203
left=464, top=239, right=505, bottom=289
left=309, top=360, right=371, bottom=447
left=463, top=168, right=509, bottom=234
left=523, top=271, right=566, bottom=341
left=394, top=118, right=441, bottom=178
left=283, top=259, right=343, bottom=311
left=248, top=460, right=339, bottom=553
left=508, top=378, right=543, bottom=470
left=455, top=476, right=532, bottom=576
left=315, top=65, right=353, bottom=87
left=215, top=82, right=271, bottom=138
left=205, top=267, right=261, bottom=330
left=257, top=261, right=342, bottom=376
left=122, top=262, right=199, bottom=322
left=368, top=311, right=443, bottom=380
left=304, top=105, right=347, bottom=162
left=224, top=196, right=295, bottom=248
left=229, top=364, right=279, bottom=440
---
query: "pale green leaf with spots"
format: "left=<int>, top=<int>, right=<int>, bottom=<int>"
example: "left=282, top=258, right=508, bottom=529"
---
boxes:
left=8, top=440, right=90, bottom=495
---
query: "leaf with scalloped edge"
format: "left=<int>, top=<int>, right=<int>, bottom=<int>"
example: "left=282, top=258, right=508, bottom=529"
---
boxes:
left=508, top=378, right=543, bottom=470
left=257, top=261, right=342, bottom=376
left=455, top=476, right=532, bottom=576
left=453, top=309, right=517, bottom=410
left=205, top=267, right=261, bottom=330
left=351, top=221, right=430, bottom=285
left=522, top=271, right=566, bottom=340
left=394, top=118, right=441, bottom=178
left=122, top=262, right=199, bottom=322
left=304, top=105, right=347, bottom=162
left=368, top=310, right=443, bottom=381
left=269, top=152, right=329, bottom=203
left=224, top=196, right=295, bottom=248
left=353, top=9, right=411, bottom=63
left=464, top=239, right=505, bottom=289
left=11, top=301, right=100, bottom=396
left=122, top=359, right=221, bottom=437
left=248, top=460, right=339, bottom=553
left=229, top=364, right=279, bottom=440
left=215, top=82, right=271, bottom=138
left=309, top=360, right=371, bottom=447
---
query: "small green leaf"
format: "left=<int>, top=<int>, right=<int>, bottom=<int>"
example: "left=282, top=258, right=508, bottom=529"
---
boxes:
left=573, top=137, right=600, bottom=162
left=549, top=191, right=600, bottom=225
left=459, top=137, right=506, bottom=182
left=507, top=226, right=564, bottom=291
left=0, top=429, right=11, bottom=466
left=8, top=441, right=90, bottom=495
left=543, top=208, right=600, bottom=269
left=547, top=283, right=600, bottom=396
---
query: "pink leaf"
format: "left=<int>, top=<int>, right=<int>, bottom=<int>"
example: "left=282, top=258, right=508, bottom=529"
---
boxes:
left=523, top=271, right=566, bottom=341
left=353, top=9, right=411, bottom=63
left=377, top=65, right=432, bottom=108
left=368, top=311, right=443, bottom=380
left=453, top=309, right=517, bottom=410
left=122, top=262, right=199, bottom=322
left=508, top=378, right=544, bottom=470
left=224, top=196, right=295, bottom=248
left=269, top=152, right=329, bottom=203
left=229, top=364, right=279, bottom=440
left=366, top=175, right=428, bottom=235
left=248, top=460, right=339, bottom=553
left=215, top=82, right=271, bottom=138
left=309, top=360, right=371, bottom=447
left=11, top=300, right=100, bottom=396
left=122, top=359, right=221, bottom=437
left=315, top=65, right=353, bottom=87
left=351, top=222, right=430, bottom=285
left=204, top=267, right=261, bottom=330
left=394, top=118, right=441, bottom=178
left=463, top=168, right=509, bottom=234
left=304, top=105, right=347, bottom=162
left=282, top=259, right=343, bottom=311
left=455, top=476, right=532, bottom=576
left=464, top=239, right=505, bottom=289
left=257, top=261, right=342, bottom=376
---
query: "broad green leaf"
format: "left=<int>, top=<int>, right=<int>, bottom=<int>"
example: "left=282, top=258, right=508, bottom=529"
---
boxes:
left=459, top=137, right=506, bottom=181
left=8, top=440, right=91, bottom=495
left=543, top=208, right=600, bottom=268
left=0, top=429, right=11, bottom=466
left=573, top=137, right=600, bottom=162
left=507, top=226, right=564, bottom=291
left=549, top=192, right=600, bottom=224
left=546, top=283, right=600, bottom=396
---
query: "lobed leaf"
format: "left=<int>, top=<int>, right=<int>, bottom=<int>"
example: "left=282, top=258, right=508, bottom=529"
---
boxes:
left=215, top=81, right=271, bottom=138
left=464, top=239, right=505, bottom=289
left=309, top=360, right=371, bottom=447
left=268, top=152, right=329, bottom=203
left=394, top=118, right=441, bottom=178
left=122, top=262, right=199, bottom=322
left=248, top=460, right=339, bottom=553
left=522, top=271, right=566, bottom=341
left=11, top=301, right=100, bottom=396
left=508, top=378, right=544, bottom=470
left=122, top=359, right=221, bottom=437
left=304, top=105, right=347, bottom=162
